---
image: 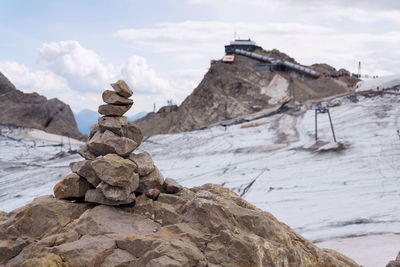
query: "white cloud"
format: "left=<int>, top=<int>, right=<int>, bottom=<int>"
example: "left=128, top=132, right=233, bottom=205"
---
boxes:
left=37, top=40, right=115, bottom=93
left=0, top=61, right=102, bottom=112
left=185, top=0, right=400, bottom=24
left=119, top=55, right=171, bottom=95
left=0, top=40, right=191, bottom=114
left=114, top=21, right=332, bottom=54
left=114, top=20, right=400, bottom=76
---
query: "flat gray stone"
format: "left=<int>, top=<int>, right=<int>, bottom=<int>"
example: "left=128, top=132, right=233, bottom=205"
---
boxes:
left=87, top=130, right=138, bottom=157
left=98, top=104, right=132, bottom=116
left=111, top=80, right=133, bottom=98
left=102, top=90, right=133, bottom=105
left=97, top=177, right=139, bottom=202
left=129, top=152, right=155, bottom=176
left=77, top=145, right=97, bottom=160
left=70, top=160, right=101, bottom=187
left=91, top=154, right=137, bottom=188
left=98, top=116, right=127, bottom=136
left=85, top=189, right=136, bottom=206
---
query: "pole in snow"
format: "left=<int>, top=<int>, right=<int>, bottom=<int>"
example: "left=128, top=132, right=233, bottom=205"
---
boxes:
left=327, top=109, right=337, bottom=142
left=315, top=109, right=318, bottom=142
left=314, top=106, right=337, bottom=143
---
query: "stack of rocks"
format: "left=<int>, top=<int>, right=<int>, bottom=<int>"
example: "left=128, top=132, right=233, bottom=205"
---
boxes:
left=54, top=80, right=182, bottom=206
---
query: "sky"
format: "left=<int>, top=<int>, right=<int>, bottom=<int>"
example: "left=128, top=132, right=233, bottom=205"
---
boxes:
left=0, top=0, right=399, bottom=116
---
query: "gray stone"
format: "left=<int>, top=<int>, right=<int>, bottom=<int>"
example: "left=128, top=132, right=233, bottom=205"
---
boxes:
left=98, top=116, right=127, bottom=136
left=111, top=80, right=133, bottom=98
left=53, top=234, right=116, bottom=266
left=164, top=178, right=183, bottom=194
left=91, top=153, right=137, bottom=188
left=122, top=122, right=143, bottom=147
left=87, top=130, right=138, bottom=157
left=98, top=104, right=132, bottom=116
left=97, top=178, right=139, bottom=202
left=85, top=189, right=136, bottom=206
left=129, top=152, right=155, bottom=176
left=70, top=160, right=101, bottom=187
left=53, top=173, right=93, bottom=199
left=137, top=167, right=164, bottom=193
left=77, top=145, right=97, bottom=160
left=101, top=249, right=136, bottom=267
left=103, top=90, right=133, bottom=105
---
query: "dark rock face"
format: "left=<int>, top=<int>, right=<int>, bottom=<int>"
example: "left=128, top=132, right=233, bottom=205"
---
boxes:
left=135, top=51, right=357, bottom=136
left=387, top=252, right=400, bottom=267
left=0, top=185, right=360, bottom=266
left=0, top=72, right=82, bottom=139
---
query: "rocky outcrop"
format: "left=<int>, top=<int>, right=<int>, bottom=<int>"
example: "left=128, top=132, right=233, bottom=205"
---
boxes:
left=0, top=184, right=360, bottom=266
left=135, top=49, right=357, bottom=136
left=0, top=72, right=83, bottom=139
left=387, top=252, right=400, bottom=267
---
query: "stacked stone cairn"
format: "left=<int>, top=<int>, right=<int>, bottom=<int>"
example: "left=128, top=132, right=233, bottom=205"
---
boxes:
left=54, top=80, right=182, bottom=205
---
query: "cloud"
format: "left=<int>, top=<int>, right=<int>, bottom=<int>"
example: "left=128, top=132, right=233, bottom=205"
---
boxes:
left=0, top=61, right=102, bottom=112
left=119, top=55, right=171, bottom=95
left=37, top=40, right=115, bottom=93
left=185, top=0, right=400, bottom=23
left=0, top=40, right=191, bottom=114
left=114, top=20, right=400, bottom=76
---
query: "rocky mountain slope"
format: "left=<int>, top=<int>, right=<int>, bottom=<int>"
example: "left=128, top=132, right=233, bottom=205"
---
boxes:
left=0, top=72, right=82, bottom=139
left=0, top=184, right=359, bottom=266
left=136, top=50, right=357, bottom=136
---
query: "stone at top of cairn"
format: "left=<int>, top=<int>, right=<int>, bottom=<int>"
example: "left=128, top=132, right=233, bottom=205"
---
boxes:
left=53, top=80, right=182, bottom=206
left=111, top=80, right=133, bottom=98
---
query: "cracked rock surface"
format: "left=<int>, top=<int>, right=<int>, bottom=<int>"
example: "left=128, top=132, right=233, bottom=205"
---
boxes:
left=0, top=184, right=360, bottom=266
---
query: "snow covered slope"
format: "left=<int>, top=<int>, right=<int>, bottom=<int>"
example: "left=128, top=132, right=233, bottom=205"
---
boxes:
left=1, top=93, right=399, bottom=244
left=357, top=74, right=400, bottom=91
left=0, top=127, right=81, bottom=211
left=141, top=93, right=400, bottom=242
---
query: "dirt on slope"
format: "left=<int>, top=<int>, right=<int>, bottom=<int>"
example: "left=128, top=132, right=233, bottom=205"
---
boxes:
left=0, top=72, right=83, bottom=140
left=136, top=50, right=357, bottom=136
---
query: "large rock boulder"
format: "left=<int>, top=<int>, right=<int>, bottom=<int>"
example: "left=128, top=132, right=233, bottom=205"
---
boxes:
left=91, top=154, right=138, bottom=188
left=0, top=72, right=83, bottom=139
left=87, top=130, right=138, bottom=157
left=53, top=173, right=93, bottom=199
left=0, top=184, right=360, bottom=266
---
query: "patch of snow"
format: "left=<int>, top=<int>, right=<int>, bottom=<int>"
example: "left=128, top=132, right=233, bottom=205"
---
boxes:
left=316, top=234, right=400, bottom=267
left=140, top=94, right=400, bottom=242
left=0, top=126, right=82, bottom=211
left=357, top=74, right=400, bottom=91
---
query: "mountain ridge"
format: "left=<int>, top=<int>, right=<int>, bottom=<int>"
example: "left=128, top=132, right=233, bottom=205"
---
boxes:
left=0, top=72, right=83, bottom=140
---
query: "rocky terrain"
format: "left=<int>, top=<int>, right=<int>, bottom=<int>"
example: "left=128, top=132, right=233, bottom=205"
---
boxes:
left=0, top=72, right=82, bottom=140
left=136, top=49, right=358, bottom=136
left=0, top=184, right=360, bottom=267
